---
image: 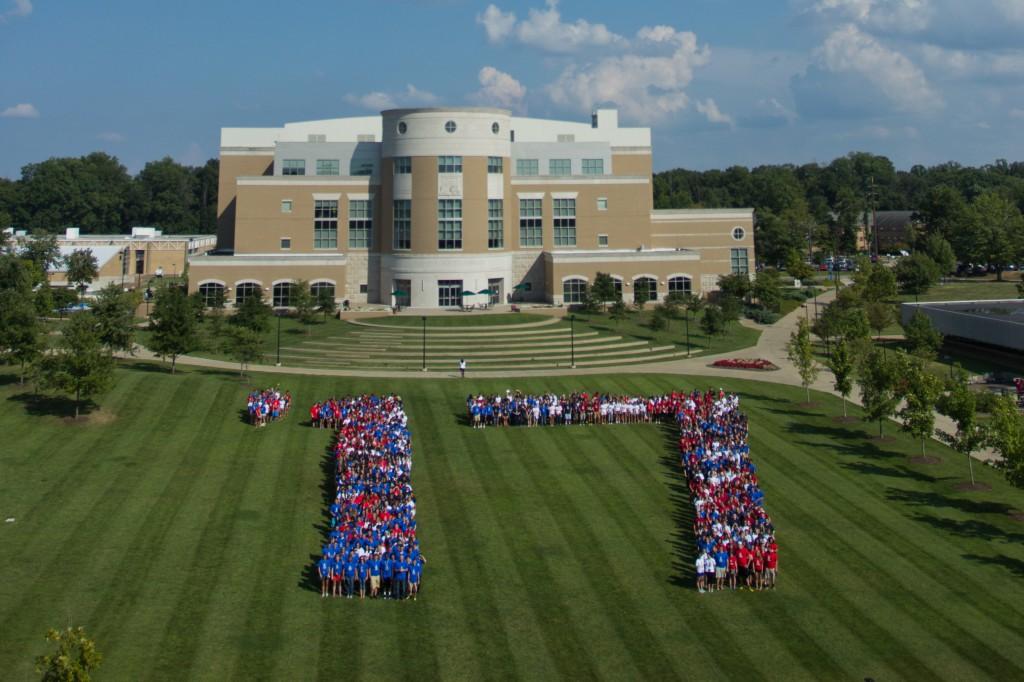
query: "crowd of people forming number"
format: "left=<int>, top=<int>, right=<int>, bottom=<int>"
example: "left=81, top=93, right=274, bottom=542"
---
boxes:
left=313, top=395, right=425, bottom=600
left=246, top=388, right=290, bottom=426
left=466, top=388, right=778, bottom=593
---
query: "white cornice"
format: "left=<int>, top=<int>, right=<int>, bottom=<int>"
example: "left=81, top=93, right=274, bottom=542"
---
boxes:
left=189, top=254, right=348, bottom=266
left=651, top=209, right=753, bottom=222
left=236, top=177, right=377, bottom=187
left=546, top=248, right=700, bottom=264
left=511, top=176, right=648, bottom=186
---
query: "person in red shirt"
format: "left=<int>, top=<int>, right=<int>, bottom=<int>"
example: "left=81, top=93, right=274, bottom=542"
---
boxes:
left=752, top=550, right=765, bottom=591
left=727, top=551, right=738, bottom=591
left=766, top=549, right=778, bottom=589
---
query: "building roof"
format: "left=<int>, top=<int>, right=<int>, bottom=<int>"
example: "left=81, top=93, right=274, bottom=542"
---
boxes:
left=52, top=245, right=122, bottom=273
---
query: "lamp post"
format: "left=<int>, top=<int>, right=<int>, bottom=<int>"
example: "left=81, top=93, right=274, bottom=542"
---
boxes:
left=570, top=314, right=576, bottom=368
left=421, top=315, right=427, bottom=372
left=275, top=309, right=283, bottom=366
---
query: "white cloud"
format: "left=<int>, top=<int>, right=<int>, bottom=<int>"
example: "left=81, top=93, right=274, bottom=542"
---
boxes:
left=806, top=0, right=932, bottom=32
left=761, top=97, right=798, bottom=123
left=472, top=66, right=527, bottom=112
left=919, top=44, right=1024, bottom=80
left=815, top=24, right=941, bottom=111
left=0, top=0, right=32, bottom=22
left=344, top=84, right=438, bottom=111
left=696, top=98, right=734, bottom=127
left=478, top=0, right=627, bottom=53
left=1, top=102, right=39, bottom=118
left=97, top=132, right=125, bottom=142
left=477, top=4, right=516, bottom=42
left=546, top=25, right=710, bottom=122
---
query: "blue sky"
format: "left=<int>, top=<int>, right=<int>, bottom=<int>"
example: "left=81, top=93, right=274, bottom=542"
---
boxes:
left=1, top=0, right=1022, bottom=178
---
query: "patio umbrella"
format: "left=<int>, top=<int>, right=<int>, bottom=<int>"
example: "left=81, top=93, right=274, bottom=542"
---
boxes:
left=390, top=290, right=407, bottom=296
left=460, top=290, right=475, bottom=297
left=512, top=283, right=529, bottom=290
left=477, top=289, right=497, bottom=295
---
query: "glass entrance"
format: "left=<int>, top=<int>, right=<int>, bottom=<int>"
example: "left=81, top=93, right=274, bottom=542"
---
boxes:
left=487, top=278, right=504, bottom=305
left=438, top=279, right=463, bottom=308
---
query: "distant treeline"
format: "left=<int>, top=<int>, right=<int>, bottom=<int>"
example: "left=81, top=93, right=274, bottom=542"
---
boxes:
left=0, top=153, right=218, bottom=235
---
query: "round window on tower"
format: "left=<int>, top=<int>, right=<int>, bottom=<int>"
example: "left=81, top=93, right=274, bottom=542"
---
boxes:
left=445, top=120, right=457, bottom=134
left=492, top=122, right=500, bottom=135
left=732, top=227, right=746, bottom=241
left=397, top=121, right=407, bottom=134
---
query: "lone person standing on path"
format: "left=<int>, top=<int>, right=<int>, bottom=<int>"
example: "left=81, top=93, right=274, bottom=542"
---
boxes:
left=459, top=358, right=467, bottom=378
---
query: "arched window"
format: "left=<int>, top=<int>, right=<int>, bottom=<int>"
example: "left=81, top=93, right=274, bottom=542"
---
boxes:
left=633, top=276, right=657, bottom=304
left=668, top=276, right=692, bottom=296
left=235, top=282, right=261, bottom=306
left=562, top=277, right=588, bottom=304
left=272, top=281, right=295, bottom=308
left=611, top=277, right=623, bottom=299
left=310, top=281, right=335, bottom=303
left=198, top=282, right=225, bottom=307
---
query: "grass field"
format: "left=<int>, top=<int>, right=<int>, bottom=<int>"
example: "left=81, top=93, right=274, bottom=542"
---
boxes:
left=2, top=364, right=1023, bottom=680
left=364, top=312, right=551, bottom=327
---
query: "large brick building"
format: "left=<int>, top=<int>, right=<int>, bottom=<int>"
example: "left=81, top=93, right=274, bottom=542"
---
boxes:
left=189, top=107, right=754, bottom=308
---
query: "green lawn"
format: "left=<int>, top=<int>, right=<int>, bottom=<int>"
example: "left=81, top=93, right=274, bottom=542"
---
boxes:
left=897, top=279, right=1020, bottom=304
left=2, top=363, right=1022, bottom=679
left=362, top=312, right=551, bottom=327
left=571, top=309, right=761, bottom=357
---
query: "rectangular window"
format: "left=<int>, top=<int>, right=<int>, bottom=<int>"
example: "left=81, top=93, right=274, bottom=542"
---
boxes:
left=488, top=199, right=504, bottom=249
left=597, top=197, right=608, bottom=211
left=135, top=249, right=145, bottom=274
left=438, top=279, right=463, bottom=307
left=731, top=248, right=750, bottom=275
left=553, top=198, right=576, bottom=247
left=280, top=238, right=291, bottom=250
left=359, top=284, right=368, bottom=294
left=516, top=159, right=539, bottom=176
left=437, top=199, right=463, bottom=250
left=598, top=234, right=609, bottom=247
left=519, top=198, right=543, bottom=247
left=316, top=159, right=340, bottom=176
left=582, top=158, right=604, bottom=175
left=394, top=157, right=412, bottom=174
left=393, top=199, right=411, bottom=250
left=313, top=200, right=338, bottom=249
left=349, top=199, right=373, bottom=248
left=549, top=158, right=571, bottom=176
left=487, top=156, right=503, bottom=173
left=350, top=160, right=374, bottom=176
left=437, top=156, right=463, bottom=173
left=282, top=159, right=305, bottom=176
left=281, top=200, right=292, bottom=213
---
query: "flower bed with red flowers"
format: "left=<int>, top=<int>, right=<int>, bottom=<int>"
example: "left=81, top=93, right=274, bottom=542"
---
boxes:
left=710, top=358, right=779, bottom=371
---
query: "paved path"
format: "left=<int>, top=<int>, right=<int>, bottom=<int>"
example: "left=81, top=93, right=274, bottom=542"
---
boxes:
left=128, top=281, right=1000, bottom=463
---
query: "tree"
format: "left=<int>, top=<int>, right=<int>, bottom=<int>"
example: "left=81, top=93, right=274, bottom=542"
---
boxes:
left=717, top=272, right=752, bottom=303
left=987, top=395, right=1024, bottom=488
left=0, top=287, right=42, bottom=383
left=608, top=300, right=628, bottom=325
left=293, top=279, right=317, bottom=334
left=828, top=338, right=855, bottom=418
left=135, top=157, right=200, bottom=234
left=856, top=261, right=897, bottom=303
left=20, top=234, right=61, bottom=282
left=752, top=269, right=782, bottom=312
left=590, top=272, right=618, bottom=309
left=787, top=318, right=819, bottom=403
left=865, top=301, right=894, bottom=343
left=34, top=626, right=102, bottom=682
left=921, top=233, right=957, bottom=278
left=902, top=309, right=943, bottom=359
left=33, top=281, right=54, bottom=317
left=894, top=253, right=940, bottom=296
left=148, top=285, right=197, bottom=373
left=65, top=249, right=98, bottom=295
left=969, top=192, right=1024, bottom=281
left=649, top=306, right=668, bottom=331
left=633, top=279, right=652, bottom=309
left=939, top=371, right=991, bottom=486
left=785, top=249, right=815, bottom=282
left=224, top=326, right=264, bottom=377
left=92, top=283, right=139, bottom=354
left=232, top=290, right=272, bottom=334
left=857, top=347, right=899, bottom=438
left=896, top=355, right=944, bottom=459
left=38, top=312, right=114, bottom=419
left=700, top=305, right=726, bottom=337
left=316, top=287, right=337, bottom=322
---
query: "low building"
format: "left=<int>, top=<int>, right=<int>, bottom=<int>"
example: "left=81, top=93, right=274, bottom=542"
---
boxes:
left=901, top=300, right=1024, bottom=352
left=189, top=107, right=755, bottom=309
left=43, top=227, right=216, bottom=291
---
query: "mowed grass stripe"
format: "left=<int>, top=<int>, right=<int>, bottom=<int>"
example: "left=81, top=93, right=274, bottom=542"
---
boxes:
left=755, top=422, right=1024, bottom=641
left=753, top=426, right=1017, bottom=679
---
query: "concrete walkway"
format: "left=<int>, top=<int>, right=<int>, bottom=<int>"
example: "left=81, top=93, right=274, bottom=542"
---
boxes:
left=128, top=280, right=1000, bottom=463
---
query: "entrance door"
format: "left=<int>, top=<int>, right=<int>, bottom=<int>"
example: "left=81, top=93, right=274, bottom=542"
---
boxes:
left=488, top=278, right=504, bottom=305
left=393, top=279, right=411, bottom=307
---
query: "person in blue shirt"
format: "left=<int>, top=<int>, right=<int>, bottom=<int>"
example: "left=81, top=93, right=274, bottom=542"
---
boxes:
left=381, top=555, right=393, bottom=599
left=369, top=556, right=381, bottom=598
left=344, top=557, right=357, bottom=599
left=393, top=557, right=407, bottom=600
left=358, top=557, right=369, bottom=599
left=715, top=547, right=729, bottom=592
left=318, top=556, right=332, bottom=599
left=408, top=561, right=421, bottom=601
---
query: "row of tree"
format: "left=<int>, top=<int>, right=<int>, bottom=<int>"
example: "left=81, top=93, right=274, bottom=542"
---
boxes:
left=0, top=152, right=219, bottom=234
left=653, top=153, right=1024, bottom=275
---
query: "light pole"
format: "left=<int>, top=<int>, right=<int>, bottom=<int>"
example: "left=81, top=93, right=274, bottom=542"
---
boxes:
left=570, top=314, right=576, bottom=368
left=421, top=315, right=427, bottom=372
left=275, top=309, right=282, bottom=366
